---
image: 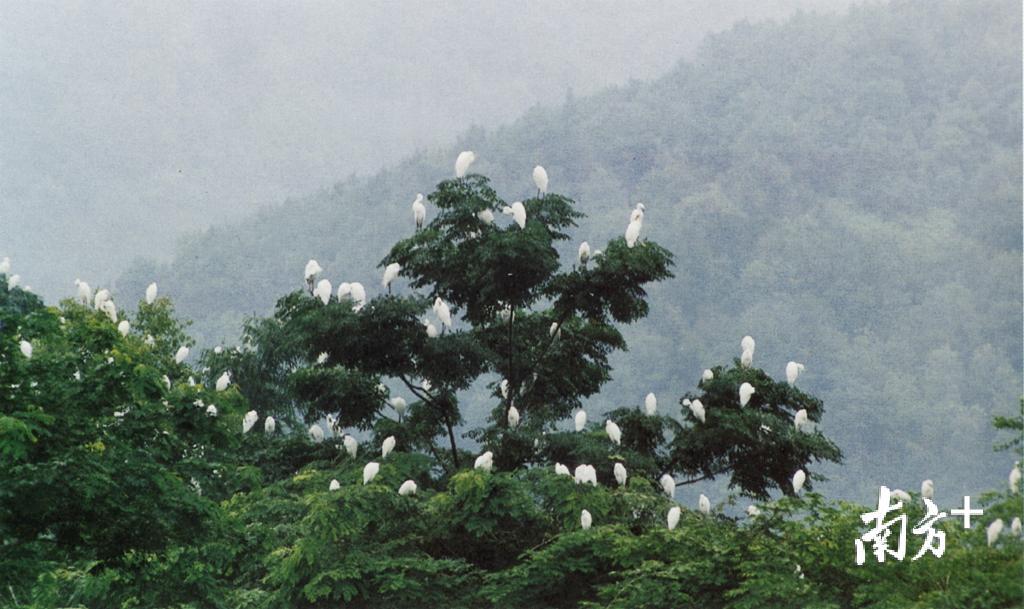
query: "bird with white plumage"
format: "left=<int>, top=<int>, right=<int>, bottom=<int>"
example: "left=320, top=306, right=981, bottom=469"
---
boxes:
left=605, top=419, right=622, bottom=445
left=659, top=474, right=675, bottom=498
left=412, top=194, right=426, bottom=229
left=614, top=463, right=627, bottom=486
left=474, top=451, right=494, bottom=472
left=739, top=382, right=755, bottom=406
left=363, top=462, right=380, bottom=484
left=455, top=151, right=476, bottom=178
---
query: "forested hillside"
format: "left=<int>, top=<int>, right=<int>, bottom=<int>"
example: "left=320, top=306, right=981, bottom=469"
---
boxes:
left=118, top=0, right=1022, bottom=500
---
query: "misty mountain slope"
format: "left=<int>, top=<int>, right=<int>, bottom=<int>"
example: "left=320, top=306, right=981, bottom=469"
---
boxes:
left=118, top=0, right=1021, bottom=499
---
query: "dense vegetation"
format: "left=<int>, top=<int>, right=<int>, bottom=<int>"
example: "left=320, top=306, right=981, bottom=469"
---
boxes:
left=118, top=0, right=1023, bottom=501
left=3, top=169, right=1021, bottom=608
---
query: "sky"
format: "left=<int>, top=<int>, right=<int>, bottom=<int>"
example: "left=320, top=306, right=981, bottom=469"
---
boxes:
left=0, top=0, right=855, bottom=300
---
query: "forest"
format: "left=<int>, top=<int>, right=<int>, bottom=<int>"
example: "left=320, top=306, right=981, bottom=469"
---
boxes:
left=117, top=0, right=1023, bottom=502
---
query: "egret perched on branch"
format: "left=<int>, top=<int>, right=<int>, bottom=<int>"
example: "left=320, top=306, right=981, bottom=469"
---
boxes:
left=792, top=469, right=806, bottom=494
left=412, top=194, right=426, bottom=230
left=554, top=463, right=571, bottom=477
left=702, top=369, right=714, bottom=382
left=605, top=419, right=622, bottom=445
left=174, top=346, right=189, bottom=364
left=1012, top=517, right=1021, bottom=536
left=510, top=201, right=526, bottom=229
left=741, top=335, right=755, bottom=354
left=746, top=505, right=761, bottom=518
left=216, top=372, right=231, bottom=392
left=575, top=410, right=587, bottom=432
left=659, top=474, right=675, bottom=498
left=102, top=299, right=117, bottom=323
left=309, top=424, right=325, bottom=443
left=739, top=382, right=755, bottom=406
left=891, top=489, right=911, bottom=503
left=455, top=151, right=476, bottom=177
left=382, top=435, right=396, bottom=459
left=329, top=479, right=341, bottom=491
left=644, top=392, right=657, bottom=416
left=242, top=410, right=258, bottom=433
left=477, top=208, right=495, bottom=224
left=1009, top=462, right=1021, bottom=493
left=314, top=279, right=332, bottom=304
left=786, top=361, right=805, bottom=385
left=117, top=320, right=130, bottom=336
left=337, top=282, right=351, bottom=300
left=794, top=408, right=808, bottom=431
left=304, top=259, right=322, bottom=289
left=507, top=406, right=520, bottom=428
left=391, top=397, right=407, bottom=418
left=349, top=282, right=366, bottom=310
left=698, top=494, right=711, bottom=515
left=474, top=451, right=493, bottom=472
left=499, top=379, right=510, bottom=399
left=532, top=165, right=548, bottom=195
left=614, top=463, right=628, bottom=486
left=382, top=263, right=401, bottom=292
left=630, top=203, right=646, bottom=223
left=689, top=399, right=706, bottom=423
left=625, top=219, right=642, bottom=248
left=19, top=340, right=32, bottom=359
left=667, top=506, right=681, bottom=531
left=921, top=479, right=934, bottom=499
left=580, top=509, right=592, bottom=530
left=398, top=480, right=418, bottom=496
left=574, top=464, right=597, bottom=486
left=987, top=519, right=1004, bottom=546
left=75, top=279, right=92, bottom=305
left=363, top=462, right=380, bottom=485
left=424, top=319, right=439, bottom=338
left=316, top=352, right=329, bottom=364
left=145, top=282, right=158, bottom=305
left=433, top=298, right=452, bottom=329
left=206, top=404, right=218, bottom=417
left=264, top=416, right=276, bottom=434
left=343, top=435, right=358, bottom=457
left=549, top=322, right=561, bottom=338
left=94, top=288, right=110, bottom=310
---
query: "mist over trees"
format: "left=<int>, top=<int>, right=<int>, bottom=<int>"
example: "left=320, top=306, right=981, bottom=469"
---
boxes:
left=116, top=0, right=1022, bottom=502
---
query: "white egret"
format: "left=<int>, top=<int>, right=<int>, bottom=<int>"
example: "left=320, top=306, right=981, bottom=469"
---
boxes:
left=304, top=260, right=322, bottom=290
left=102, top=299, right=117, bottom=323
left=1011, top=517, right=1021, bottom=536
left=667, top=506, right=681, bottom=531
left=644, top=392, right=657, bottom=416
left=329, top=479, right=341, bottom=491
left=434, top=298, right=452, bottom=329
left=554, top=463, right=571, bottom=477
left=174, top=346, right=189, bottom=364
left=205, top=404, right=218, bottom=417
left=786, top=361, right=805, bottom=385
left=532, top=165, right=549, bottom=195
left=549, top=322, right=560, bottom=338
left=424, top=319, right=439, bottom=338
left=412, top=194, right=426, bottom=229
left=659, top=474, right=675, bottom=498
left=614, top=463, right=628, bottom=486
left=740, top=348, right=753, bottom=367
left=312, top=279, right=331, bottom=304
left=792, top=469, right=806, bottom=494
left=605, top=419, right=622, bottom=445
left=1009, top=462, right=1021, bottom=493
left=213, top=345, right=223, bottom=354
left=349, top=283, right=366, bottom=310
left=117, top=320, right=130, bottom=336
left=580, top=509, right=592, bottom=530
left=455, top=151, right=476, bottom=178
left=398, top=480, right=418, bottom=496
left=343, top=435, right=359, bottom=457
left=702, top=369, right=714, bottom=382
left=7, top=274, right=20, bottom=289
left=921, top=479, right=934, bottom=499
left=575, top=410, right=587, bottom=432
left=0, top=257, right=8, bottom=273
left=75, top=279, right=92, bottom=305
left=986, top=518, right=1004, bottom=546
left=474, top=451, right=494, bottom=472
left=337, top=282, right=351, bottom=299
left=739, top=382, right=755, bottom=406
left=578, top=241, right=591, bottom=265
left=477, top=208, right=495, bottom=224
left=316, top=352, right=329, bottom=364
left=630, top=203, right=646, bottom=223
left=574, top=464, right=597, bottom=486
left=510, top=201, right=526, bottom=229
left=625, top=219, right=642, bottom=248
left=216, top=372, right=231, bottom=392
left=892, top=489, right=912, bottom=503
left=145, top=282, right=158, bottom=305
left=363, top=462, right=380, bottom=484
left=382, top=262, right=401, bottom=291
left=162, top=375, right=171, bottom=389
left=391, top=397, right=408, bottom=418
left=689, top=399, right=706, bottom=423
left=746, top=505, right=761, bottom=518
left=19, top=340, right=32, bottom=359
left=94, top=288, right=110, bottom=310
left=698, top=493, right=711, bottom=515
left=794, top=408, right=808, bottom=431
left=507, top=406, right=520, bottom=428
left=264, top=416, right=276, bottom=434
left=144, top=335, right=155, bottom=346
left=741, top=335, right=755, bottom=354
left=382, top=435, right=396, bottom=459
left=309, top=424, right=325, bottom=443
left=324, top=414, right=338, bottom=435
left=242, top=410, right=258, bottom=433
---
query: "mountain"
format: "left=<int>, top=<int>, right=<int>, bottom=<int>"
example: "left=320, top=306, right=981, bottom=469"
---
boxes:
left=118, top=0, right=1022, bottom=500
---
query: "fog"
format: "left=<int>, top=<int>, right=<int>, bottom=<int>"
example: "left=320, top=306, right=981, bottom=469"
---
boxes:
left=1, top=0, right=854, bottom=300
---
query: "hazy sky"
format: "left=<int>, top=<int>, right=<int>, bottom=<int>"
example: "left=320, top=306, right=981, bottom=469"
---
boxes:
left=1, top=0, right=854, bottom=300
